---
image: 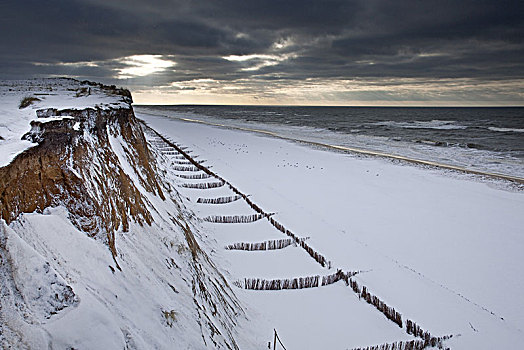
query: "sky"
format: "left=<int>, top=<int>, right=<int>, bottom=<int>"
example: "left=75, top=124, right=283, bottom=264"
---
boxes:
left=1, top=0, right=523, bottom=106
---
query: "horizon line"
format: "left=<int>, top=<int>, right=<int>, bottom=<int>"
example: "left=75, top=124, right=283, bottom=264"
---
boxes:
left=133, top=103, right=524, bottom=108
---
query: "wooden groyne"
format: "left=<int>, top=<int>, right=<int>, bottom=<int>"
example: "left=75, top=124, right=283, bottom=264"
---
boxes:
left=175, top=173, right=213, bottom=179
left=349, top=278, right=402, bottom=328
left=239, top=270, right=358, bottom=291
left=197, top=195, right=242, bottom=204
left=173, top=165, right=201, bottom=172
left=203, top=214, right=266, bottom=223
left=180, top=181, right=225, bottom=189
left=225, top=238, right=300, bottom=251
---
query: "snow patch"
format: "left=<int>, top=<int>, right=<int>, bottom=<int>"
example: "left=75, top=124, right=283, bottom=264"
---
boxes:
left=4, top=225, right=79, bottom=321
left=34, top=115, right=74, bottom=123
left=0, top=78, right=131, bottom=167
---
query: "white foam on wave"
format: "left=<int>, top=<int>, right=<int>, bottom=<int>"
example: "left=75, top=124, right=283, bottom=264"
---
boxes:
left=370, top=120, right=468, bottom=130
left=488, top=127, right=524, bottom=133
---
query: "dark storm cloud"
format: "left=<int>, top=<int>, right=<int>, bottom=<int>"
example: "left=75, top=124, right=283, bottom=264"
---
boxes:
left=0, top=0, right=523, bottom=94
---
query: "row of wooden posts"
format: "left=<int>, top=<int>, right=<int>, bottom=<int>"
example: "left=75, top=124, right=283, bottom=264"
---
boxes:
left=197, top=195, right=242, bottom=204
left=348, top=278, right=451, bottom=346
left=242, top=275, right=320, bottom=290
left=225, top=238, right=296, bottom=251
left=349, top=278, right=403, bottom=328
left=322, top=269, right=358, bottom=286
left=203, top=214, right=266, bottom=223
left=180, top=181, right=225, bottom=189
left=173, top=165, right=200, bottom=172
left=172, top=159, right=206, bottom=166
left=172, top=160, right=192, bottom=166
left=406, top=320, right=452, bottom=346
left=241, top=269, right=358, bottom=291
left=407, top=320, right=429, bottom=338
left=176, top=173, right=213, bottom=179
left=351, top=333, right=451, bottom=350
left=268, top=216, right=331, bottom=268
left=351, top=339, right=433, bottom=350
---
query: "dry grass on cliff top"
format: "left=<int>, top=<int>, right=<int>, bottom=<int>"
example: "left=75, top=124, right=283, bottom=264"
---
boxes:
left=19, top=96, right=41, bottom=109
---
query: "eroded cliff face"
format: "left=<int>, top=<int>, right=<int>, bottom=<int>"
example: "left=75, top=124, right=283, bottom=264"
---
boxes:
left=0, top=100, right=164, bottom=261
left=0, top=80, right=245, bottom=349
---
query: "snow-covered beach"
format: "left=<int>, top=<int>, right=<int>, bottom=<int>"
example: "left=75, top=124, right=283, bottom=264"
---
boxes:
left=2, top=79, right=523, bottom=348
left=138, top=110, right=524, bottom=349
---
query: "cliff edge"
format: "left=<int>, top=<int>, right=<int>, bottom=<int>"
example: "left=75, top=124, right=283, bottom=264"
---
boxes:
left=0, top=78, right=244, bottom=349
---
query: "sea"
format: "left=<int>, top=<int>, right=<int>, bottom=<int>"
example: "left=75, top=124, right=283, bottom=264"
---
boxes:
left=136, top=105, right=524, bottom=179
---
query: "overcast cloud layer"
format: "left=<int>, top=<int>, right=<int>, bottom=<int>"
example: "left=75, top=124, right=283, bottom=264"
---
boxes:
left=1, top=0, right=523, bottom=105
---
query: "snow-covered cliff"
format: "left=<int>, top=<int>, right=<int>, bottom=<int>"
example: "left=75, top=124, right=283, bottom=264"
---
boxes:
left=0, top=78, right=244, bottom=349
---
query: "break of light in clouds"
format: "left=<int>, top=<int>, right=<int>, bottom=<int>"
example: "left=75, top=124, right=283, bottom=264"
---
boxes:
left=222, top=53, right=297, bottom=72
left=34, top=55, right=177, bottom=80
left=115, top=55, right=176, bottom=79
left=1, top=0, right=523, bottom=106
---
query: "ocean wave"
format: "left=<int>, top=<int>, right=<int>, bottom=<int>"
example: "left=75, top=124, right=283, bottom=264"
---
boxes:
left=370, top=120, right=468, bottom=130
left=413, top=139, right=486, bottom=150
left=488, top=127, right=524, bottom=133
left=138, top=106, right=524, bottom=179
